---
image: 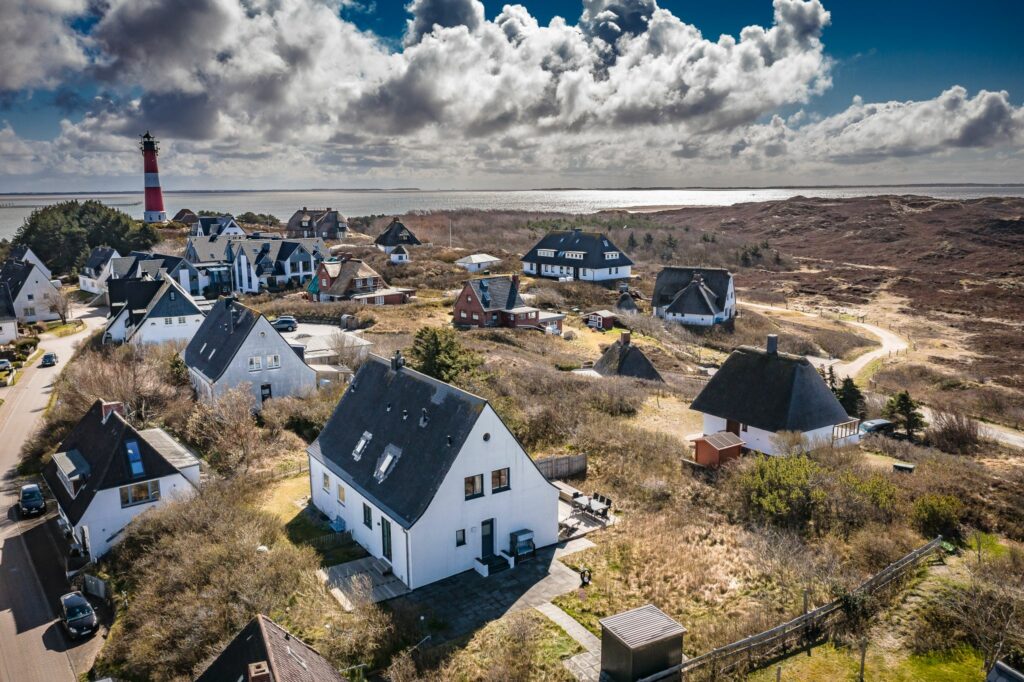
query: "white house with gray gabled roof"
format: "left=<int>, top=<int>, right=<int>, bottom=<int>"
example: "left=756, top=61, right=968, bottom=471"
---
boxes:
left=307, top=352, right=558, bottom=590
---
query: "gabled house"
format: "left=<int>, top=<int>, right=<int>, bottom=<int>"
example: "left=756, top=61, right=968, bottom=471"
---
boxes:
left=690, top=335, right=860, bottom=455
left=78, top=246, right=121, bottom=295
left=652, top=267, right=736, bottom=327
left=521, top=229, right=633, bottom=282
left=452, top=274, right=564, bottom=334
left=171, top=208, right=198, bottom=227
left=307, top=353, right=559, bottom=590
left=183, top=297, right=317, bottom=405
left=455, top=253, right=501, bottom=273
left=191, top=214, right=246, bottom=237
left=196, top=614, right=347, bottom=682
left=109, top=252, right=206, bottom=298
left=41, top=400, right=200, bottom=562
left=103, top=276, right=204, bottom=345
left=9, top=245, right=52, bottom=280
left=374, top=217, right=421, bottom=254
left=185, top=234, right=243, bottom=265
left=593, top=332, right=663, bottom=382
left=586, top=309, right=617, bottom=330
left=231, top=237, right=325, bottom=293
left=389, top=244, right=411, bottom=265
left=310, top=258, right=383, bottom=301
left=0, top=259, right=62, bottom=323
left=286, top=207, right=348, bottom=239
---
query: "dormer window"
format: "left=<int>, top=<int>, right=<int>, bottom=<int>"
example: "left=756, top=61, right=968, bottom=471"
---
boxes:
left=605, top=251, right=620, bottom=260
left=353, top=431, right=372, bottom=460
left=537, top=249, right=555, bottom=258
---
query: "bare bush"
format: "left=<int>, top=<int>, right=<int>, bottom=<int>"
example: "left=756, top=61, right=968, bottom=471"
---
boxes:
left=185, top=386, right=280, bottom=475
left=927, top=410, right=981, bottom=453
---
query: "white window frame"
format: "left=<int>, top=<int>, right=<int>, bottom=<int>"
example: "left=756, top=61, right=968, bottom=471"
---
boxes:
left=605, top=251, right=620, bottom=260
left=267, top=354, right=281, bottom=369
left=248, top=355, right=263, bottom=372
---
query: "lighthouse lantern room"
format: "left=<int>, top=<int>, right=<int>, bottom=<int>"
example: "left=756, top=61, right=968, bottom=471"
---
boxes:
left=140, top=131, right=168, bottom=223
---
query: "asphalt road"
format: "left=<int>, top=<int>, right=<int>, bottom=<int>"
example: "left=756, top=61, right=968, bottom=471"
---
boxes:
left=0, top=307, right=107, bottom=682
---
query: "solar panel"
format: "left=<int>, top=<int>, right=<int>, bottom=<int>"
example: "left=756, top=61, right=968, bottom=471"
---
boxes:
left=126, top=441, right=145, bottom=477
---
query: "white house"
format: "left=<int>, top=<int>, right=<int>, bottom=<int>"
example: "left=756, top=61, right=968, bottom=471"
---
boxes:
left=103, top=277, right=205, bottom=345
left=652, top=267, right=736, bottom=327
left=230, top=238, right=325, bottom=293
left=455, top=253, right=501, bottom=273
left=191, top=215, right=246, bottom=237
left=41, top=400, right=200, bottom=562
left=78, top=246, right=121, bottom=295
left=307, top=352, right=559, bottom=590
left=690, top=335, right=860, bottom=456
left=389, top=245, right=411, bottom=265
left=521, top=229, right=633, bottom=282
left=9, top=245, right=52, bottom=280
left=0, top=259, right=62, bottom=323
left=183, top=297, right=317, bottom=406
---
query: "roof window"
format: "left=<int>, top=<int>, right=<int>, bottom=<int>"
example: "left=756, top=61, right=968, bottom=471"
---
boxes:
left=374, top=444, right=402, bottom=483
left=353, top=431, right=372, bottom=460
left=126, top=441, right=145, bottom=478
left=419, top=408, right=429, bottom=428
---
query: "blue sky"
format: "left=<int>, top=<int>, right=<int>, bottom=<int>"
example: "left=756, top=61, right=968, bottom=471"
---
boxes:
left=1, top=0, right=1023, bottom=190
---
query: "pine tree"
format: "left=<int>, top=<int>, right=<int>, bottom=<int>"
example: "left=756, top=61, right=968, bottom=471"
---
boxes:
left=627, top=232, right=638, bottom=250
left=826, top=365, right=838, bottom=392
left=883, top=390, right=926, bottom=439
left=643, top=233, right=654, bottom=247
left=409, top=327, right=481, bottom=383
left=836, top=377, right=866, bottom=418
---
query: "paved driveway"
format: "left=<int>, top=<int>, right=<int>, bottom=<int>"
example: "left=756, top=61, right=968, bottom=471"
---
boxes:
left=392, top=546, right=580, bottom=646
left=0, top=305, right=107, bottom=682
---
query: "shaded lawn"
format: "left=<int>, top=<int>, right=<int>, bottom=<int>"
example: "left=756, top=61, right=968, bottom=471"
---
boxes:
left=746, top=642, right=984, bottom=682
left=262, top=475, right=368, bottom=567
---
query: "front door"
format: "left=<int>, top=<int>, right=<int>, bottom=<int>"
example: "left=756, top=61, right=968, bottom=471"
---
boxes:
left=381, top=518, right=392, bottom=562
left=481, top=519, right=494, bottom=559
left=726, top=419, right=740, bottom=436
left=260, top=383, right=272, bottom=403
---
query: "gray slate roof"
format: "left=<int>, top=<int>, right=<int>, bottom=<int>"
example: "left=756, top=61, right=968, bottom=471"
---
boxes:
left=521, top=229, right=633, bottom=269
left=593, top=337, right=664, bottom=382
left=374, top=218, right=421, bottom=247
left=41, top=401, right=184, bottom=526
left=183, top=298, right=261, bottom=382
left=0, top=259, right=35, bottom=299
left=233, top=238, right=324, bottom=275
left=467, top=275, right=524, bottom=312
left=109, top=277, right=200, bottom=328
left=187, top=234, right=242, bottom=263
left=309, top=356, right=487, bottom=529
left=653, top=267, right=732, bottom=313
left=196, top=614, right=345, bottom=682
left=690, top=345, right=852, bottom=433
left=0, top=282, right=16, bottom=321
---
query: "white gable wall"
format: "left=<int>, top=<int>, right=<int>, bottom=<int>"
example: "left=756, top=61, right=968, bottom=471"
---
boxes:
left=12, top=273, right=62, bottom=323
left=68, top=472, right=195, bottom=562
left=129, top=313, right=205, bottom=345
left=0, top=319, right=16, bottom=344
left=211, top=316, right=317, bottom=405
left=701, top=413, right=843, bottom=456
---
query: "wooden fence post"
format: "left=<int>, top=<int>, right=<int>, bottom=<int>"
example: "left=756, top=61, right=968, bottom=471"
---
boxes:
left=858, top=637, right=867, bottom=681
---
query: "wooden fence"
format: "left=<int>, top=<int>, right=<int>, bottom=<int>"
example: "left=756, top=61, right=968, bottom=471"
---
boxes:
left=639, top=536, right=945, bottom=681
left=308, top=530, right=353, bottom=549
left=536, top=454, right=587, bottom=480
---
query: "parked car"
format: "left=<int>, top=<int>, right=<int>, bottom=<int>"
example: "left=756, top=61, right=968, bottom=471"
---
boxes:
left=18, top=483, right=46, bottom=517
left=859, top=419, right=897, bottom=436
left=272, top=316, right=298, bottom=332
left=39, top=352, right=58, bottom=367
left=59, top=591, right=98, bottom=640
left=0, top=359, right=11, bottom=372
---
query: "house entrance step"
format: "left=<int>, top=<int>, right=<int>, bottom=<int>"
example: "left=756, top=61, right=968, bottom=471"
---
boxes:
left=484, top=555, right=509, bottom=574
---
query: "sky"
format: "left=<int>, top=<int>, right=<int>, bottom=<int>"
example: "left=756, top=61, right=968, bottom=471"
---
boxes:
left=1, top=0, right=1022, bottom=192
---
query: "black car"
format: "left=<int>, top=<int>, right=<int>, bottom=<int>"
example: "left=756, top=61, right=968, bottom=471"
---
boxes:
left=59, top=591, right=98, bottom=639
left=272, top=316, right=298, bottom=332
left=19, top=484, right=45, bottom=517
left=39, top=352, right=58, bottom=367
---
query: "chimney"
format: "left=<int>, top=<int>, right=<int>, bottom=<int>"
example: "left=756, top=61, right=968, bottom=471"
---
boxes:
left=620, top=331, right=631, bottom=346
left=101, top=401, right=125, bottom=424
left=302, top=206, right=307, bottom=212
left=247, top=661, right=272, bottom=682
left=511, top=274, right=520, bottom=291
left=390, top=350, right=405, bottom=371
left=766, top=334, right=778, bottom=354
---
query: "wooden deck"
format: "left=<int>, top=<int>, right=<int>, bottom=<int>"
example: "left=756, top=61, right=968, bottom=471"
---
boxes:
left=318, top=556, right=410, bottom=611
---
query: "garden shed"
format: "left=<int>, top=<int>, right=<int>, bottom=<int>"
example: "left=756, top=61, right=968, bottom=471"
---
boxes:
left=600, top=604, right=686, bottom=682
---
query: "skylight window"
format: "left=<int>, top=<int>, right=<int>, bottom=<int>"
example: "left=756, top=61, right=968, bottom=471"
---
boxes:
left=374, top=445, right=402, bottom=483
left=352, top=431, right=372, bottom=460
left=126, top=441, right=144, bottom=478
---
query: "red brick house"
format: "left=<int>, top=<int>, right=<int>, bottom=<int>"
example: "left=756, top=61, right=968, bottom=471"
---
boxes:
left=307, top=257, right=412, bottom=303
left=453, top=274, right=564, bottom=334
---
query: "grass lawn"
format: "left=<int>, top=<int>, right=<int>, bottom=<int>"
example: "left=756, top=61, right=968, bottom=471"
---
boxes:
left=747, top=642, right=984, bottom=682
left=261, top=474, right=367, bottom=567
left=435, top=610, right=582, bottom=680
left=46, top=320, right=85, bottom=337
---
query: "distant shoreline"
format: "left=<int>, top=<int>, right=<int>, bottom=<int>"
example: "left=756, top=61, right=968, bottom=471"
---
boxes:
left=3, top=183, right=1024, bottom=197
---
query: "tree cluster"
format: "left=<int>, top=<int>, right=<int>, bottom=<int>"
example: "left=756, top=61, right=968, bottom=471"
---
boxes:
left=13, top=201, right=159, bottom=275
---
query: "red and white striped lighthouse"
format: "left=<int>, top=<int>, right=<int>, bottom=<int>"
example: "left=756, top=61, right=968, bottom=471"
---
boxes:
left=140, top=131, right=168, bottom=223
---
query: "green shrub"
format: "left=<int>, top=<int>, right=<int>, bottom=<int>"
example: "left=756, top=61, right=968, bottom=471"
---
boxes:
left=912, top=493, right=963, bottom=540
left=733, top=455, right=824, bottom=530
